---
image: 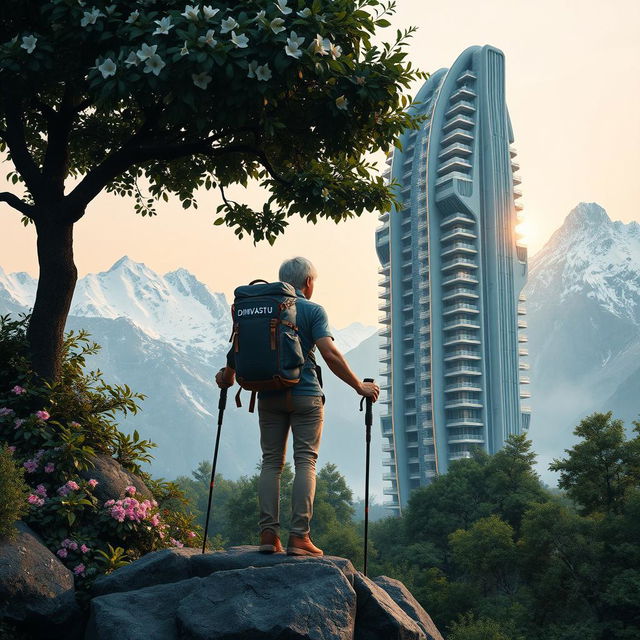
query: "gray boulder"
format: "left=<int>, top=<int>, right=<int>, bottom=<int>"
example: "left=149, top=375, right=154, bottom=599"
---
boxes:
left=85, top=577, right=202, bottom=640
left=374, top=576, right=444, bottom=640
left=91, top=547, right=199, bottom=597
left=176, top=562, right=356, bottom=640
left=0, top=521, right=82, bottom=638
left=191, top=545, right=357, bottom=586
left=79, top=453, right=153, bottom=503
left=92, top=545, right=356, bottom=597
left=353, top=572, right=426, bottom=640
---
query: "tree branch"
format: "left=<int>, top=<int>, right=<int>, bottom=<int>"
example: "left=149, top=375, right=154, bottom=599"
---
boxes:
left=0, top=192, right=35, bottom=217
left=1, top=95, right=43, bottom=198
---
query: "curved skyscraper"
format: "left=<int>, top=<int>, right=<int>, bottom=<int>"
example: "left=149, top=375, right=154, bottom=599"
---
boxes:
left=375, top=45, right=530, bottom=513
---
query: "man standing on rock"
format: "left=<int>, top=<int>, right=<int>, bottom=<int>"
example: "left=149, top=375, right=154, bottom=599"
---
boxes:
left=216, top=257, right=379, bottom=556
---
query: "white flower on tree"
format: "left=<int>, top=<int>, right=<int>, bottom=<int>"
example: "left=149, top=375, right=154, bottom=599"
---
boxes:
left=247, top=60, right=258, bottom=78
left=143, top=53, right=166, bottom=76
left=20, top=35, right=37, bottom=54
left=180, top=41, right=190, bottom=56
left=181, top=5, right=199, bottom=21
left=192, top=71, right=212, bottom=89
left=297, top=8, right=311, bottom=17
left=126, top=10, right=140, bottom=24
left=220, top=17, right=238, bottom=34
left=136, top=43, right=157, bottom=61
left=202, top=5, right=220, bottom=20
left=329, top=43, right=342, bottom=59
left=124, top=51, right=139, bottom=67
left=230, top=31, right=249, bottom=48
left=97, top=57, right=117, bottom=78
left=335, top=95, right=348, bottom=110
left=285, top=31, right=305, bottom=59
left=255, top=10, right=266, bottom=23
left=270, top=18, right=285, bottom=34
left=274, top=0, right=292, bottom=15
left=255, top=63, right=272, bottom=81
left=311, top=34, right=329, bottom=56
left=153, top=17, right=174, bottom=36
left=80, top=7, right=105, bottom=27
left=105, top=4, right=117, bottom=15
left=198, top=30, right=217, bottom=47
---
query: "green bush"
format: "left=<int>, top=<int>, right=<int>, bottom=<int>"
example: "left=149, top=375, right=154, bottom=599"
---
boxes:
left=0, top=442, right=29, bottom=539
left=0, top=315, right=203, bottom=605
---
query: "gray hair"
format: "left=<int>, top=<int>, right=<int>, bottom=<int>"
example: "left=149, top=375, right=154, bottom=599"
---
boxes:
left=279, top=257, right=318, bottom=290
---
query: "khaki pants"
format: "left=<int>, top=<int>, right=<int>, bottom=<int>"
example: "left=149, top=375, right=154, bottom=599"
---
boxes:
left=257, top=392, right=324, bottom=537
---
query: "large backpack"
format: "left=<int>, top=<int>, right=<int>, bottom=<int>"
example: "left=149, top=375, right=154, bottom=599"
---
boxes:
left=230, top=280, right=305, bottom=409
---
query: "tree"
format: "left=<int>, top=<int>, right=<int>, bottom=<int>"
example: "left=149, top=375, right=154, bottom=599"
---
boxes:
left=549, top=412, right=640, bottom=515
left=0, top=0, right=425, bottom=380
left=449, top=515, right=518, bottom=598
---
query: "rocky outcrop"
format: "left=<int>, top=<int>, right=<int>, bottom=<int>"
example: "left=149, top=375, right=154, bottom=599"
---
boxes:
left=353, top=572, right=425, bottom=640
left=374, top=576, right=444, bottom=640
left=86, top=546, right=443, bottom=640
left=0, top=521, right=83, bottom=639
left=79, top=454, right=152, bottom=502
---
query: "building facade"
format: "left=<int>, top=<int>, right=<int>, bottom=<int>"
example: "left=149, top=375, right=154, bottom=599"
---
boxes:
left=375, top=45, right=531, bottom=513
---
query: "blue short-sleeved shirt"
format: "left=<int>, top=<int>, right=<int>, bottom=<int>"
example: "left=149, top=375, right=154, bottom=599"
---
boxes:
left=227, top=288, right=333, bottom=397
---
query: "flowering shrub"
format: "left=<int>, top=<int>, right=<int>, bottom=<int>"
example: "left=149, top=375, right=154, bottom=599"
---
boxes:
left=0, top=316, right=203, bottom=605
left=0, top=443, right=29, bottom=539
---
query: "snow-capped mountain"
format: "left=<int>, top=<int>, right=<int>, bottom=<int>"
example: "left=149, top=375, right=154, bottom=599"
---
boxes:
left=0, top=257, right=374, bottom=360
left=0, top=259, right=379, bottom=493
left=525, top=202, right=640, bottom=478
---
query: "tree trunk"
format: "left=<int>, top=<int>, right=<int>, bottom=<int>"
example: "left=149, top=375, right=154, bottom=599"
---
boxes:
left=26, top=216, right=78, bottom=382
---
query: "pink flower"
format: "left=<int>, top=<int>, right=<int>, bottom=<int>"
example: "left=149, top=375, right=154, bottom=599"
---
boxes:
left=66, top=480, right=80, bottom=491
left=150, top=514, right=161, bottom=527
left=104, top=499, right=115, bottom=507
left=69, top=421, right=80, bottom=428
left=80, top=544, right=90, bottom=554
left=73, top=563, right=85, bottom=576
left=11, top=385, right=26, bottom=395
left=110, top=505, right=126, bottom=522
left=35, top=484, right=47, bottom=498
left=56, top=548, right=68, bottom=558
left=13, top=418, right=25, bottom=429
left=0, top=407, right=15, bottom=417
left=87, top=478, right=98, bottom=488
left=187, top=531, right=196, bottom=539
left=170, top=538, right=184, bottom=548
left=61, top=538, right=73, bottom=548
left=27, top=494, right=44, bottom=507
left=68, top=541, right=78, bottom=551
left=57, top=485, right=70, bottom=497
left=125, top=485, right=136, bottom=496
left=23, top=460, right=38, bottom=473
left=35, top=410, right=50, bottom=420
left=44, top=462, right=55, bottom=473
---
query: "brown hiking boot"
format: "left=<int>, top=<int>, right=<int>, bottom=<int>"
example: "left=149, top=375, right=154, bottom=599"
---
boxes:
left=286, top=533, right=323, bottom=557
left=259, top=529, right=284, bottom=554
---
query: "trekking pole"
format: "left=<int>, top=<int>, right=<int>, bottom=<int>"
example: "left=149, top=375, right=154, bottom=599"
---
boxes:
left=360, top=377, right=375, bottom=576
left=201, top=386, right=228, bottom=554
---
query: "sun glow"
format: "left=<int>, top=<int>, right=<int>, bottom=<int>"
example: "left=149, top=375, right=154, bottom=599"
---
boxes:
left=515, top=219, right=531, bottom=247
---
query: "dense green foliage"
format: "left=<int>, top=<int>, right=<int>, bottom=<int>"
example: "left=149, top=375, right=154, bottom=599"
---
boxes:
left=0, top=442, right=30, bottom=539
left=368, top=426, right=640, bottom=639
left=0, top=0, right=424, bottom=237
left=0, top=316, right=203, bottom=604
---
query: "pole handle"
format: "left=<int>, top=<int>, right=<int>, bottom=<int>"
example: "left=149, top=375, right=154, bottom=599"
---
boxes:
left=363, top=377, right=374, bottom=429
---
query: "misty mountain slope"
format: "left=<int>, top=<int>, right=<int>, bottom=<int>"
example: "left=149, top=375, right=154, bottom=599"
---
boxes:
left=525, top=202, right=640, bottom=476
left=0, top=259, right=378, bottom=493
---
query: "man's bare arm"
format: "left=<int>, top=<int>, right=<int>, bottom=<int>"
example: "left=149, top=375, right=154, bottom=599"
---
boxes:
left=316, top=337, right=380, bottom=401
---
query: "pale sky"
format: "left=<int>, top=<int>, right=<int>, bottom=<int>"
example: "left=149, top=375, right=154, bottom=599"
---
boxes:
left=1, top=0, right=639, bottom=327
